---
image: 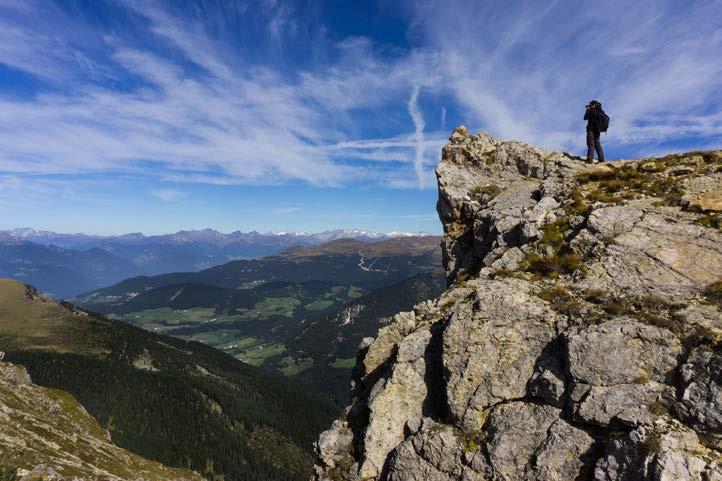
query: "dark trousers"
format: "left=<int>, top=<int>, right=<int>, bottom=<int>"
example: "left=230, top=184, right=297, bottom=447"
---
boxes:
left=586, top=128, right=604, bottom=162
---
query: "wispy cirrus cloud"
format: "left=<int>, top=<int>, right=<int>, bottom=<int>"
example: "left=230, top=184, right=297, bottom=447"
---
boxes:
left=0, top=0, right=720, bottom=207
left=407, top=85, right=426, bottom=189
left=0, top=1, right=439, bottom=191
left=404, top=0, right=722, bottom=154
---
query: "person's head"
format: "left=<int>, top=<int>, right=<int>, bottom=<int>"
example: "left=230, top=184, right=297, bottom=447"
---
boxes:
left=587, top=100, right=601, bottom=109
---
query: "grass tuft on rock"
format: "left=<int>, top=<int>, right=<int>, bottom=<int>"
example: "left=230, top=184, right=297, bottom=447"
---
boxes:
left=520, top=252, right=584, bottom=278
left=695, top=214, right=721, bottom=230
left=456, top=429, right=485, bottom=454
left=470, top=184, right=502, bottom=202
left=638, top=431, right=663, bottom=457
left=0, top=467, right=17, bottom=481
left=703, top=280, right=722, bottom=307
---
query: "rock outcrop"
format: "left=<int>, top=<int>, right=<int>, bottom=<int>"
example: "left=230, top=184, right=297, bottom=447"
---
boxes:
left=313, top=128, right=722, bottom=481
left=0, top=353, right=203, bottom=481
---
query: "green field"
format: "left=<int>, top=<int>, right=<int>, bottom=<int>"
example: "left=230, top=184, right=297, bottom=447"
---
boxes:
left=120, top=305, right=295, bottom=369
left=179, top=329, right=244, bottom=346
left=248, top=297, right=301, bottom=319
left=105, top=286, right=371, bottom=376
left=218, top=336, right=263, bottom=350
left=236, top=342, right=286, bottom=366
left=305, top=300, right=334, bottom=311
left=124, top=307, right=217, bottom=326
left=277, top=356, right=315, bottom=376
left=329, top=357, right=356, bottom=369
left=175, top=333, right=285, bottom=367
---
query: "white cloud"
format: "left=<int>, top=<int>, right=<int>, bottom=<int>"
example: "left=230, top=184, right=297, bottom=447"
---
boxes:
left=150, top=189, right=185, bottom=202
left=407, top=85, right=426, bottom=188
left=271, top=206, right=302, bottom=215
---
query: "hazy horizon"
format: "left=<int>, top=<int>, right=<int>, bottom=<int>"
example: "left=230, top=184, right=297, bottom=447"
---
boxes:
left=1, top=225, right=438, bottom=237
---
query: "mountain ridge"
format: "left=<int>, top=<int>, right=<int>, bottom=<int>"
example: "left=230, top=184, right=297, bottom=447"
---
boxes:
left=0, top=229, right=437, bottom=296
left=2, top=227, right=435, bottom=246
left=73, top=236, right=441, bottom=305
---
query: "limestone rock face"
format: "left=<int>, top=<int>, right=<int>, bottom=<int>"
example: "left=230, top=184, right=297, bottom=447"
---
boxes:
left=675, top=348, right=722, bottom=449
left=313, top=130, right=722, bottom=481
left=443, top=279, right=561, bottom=432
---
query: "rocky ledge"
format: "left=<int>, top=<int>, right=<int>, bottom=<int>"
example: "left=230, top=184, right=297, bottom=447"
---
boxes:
left=312, top=128, right=722, bottom=481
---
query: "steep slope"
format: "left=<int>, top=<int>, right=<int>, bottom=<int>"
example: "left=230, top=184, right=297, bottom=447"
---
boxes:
left=0, top=355, right=203, bottom=481
left=313, top=128, right=722, bottom=481
left=0, top=279, right=336, bottom=481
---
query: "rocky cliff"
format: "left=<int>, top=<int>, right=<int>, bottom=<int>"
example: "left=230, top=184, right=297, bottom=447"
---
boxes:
left=312, top=128, right=722, bottom=481
left=0, top=353, right=204, bottom=481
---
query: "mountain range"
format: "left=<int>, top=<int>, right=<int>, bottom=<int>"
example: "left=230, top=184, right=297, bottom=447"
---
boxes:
left=0, top=228, right=434, bottom=297
left=71, top=236, right=444, bottom=404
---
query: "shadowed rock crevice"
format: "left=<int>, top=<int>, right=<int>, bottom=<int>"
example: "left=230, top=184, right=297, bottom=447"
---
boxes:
left=421, top=319, right=450, bottom=421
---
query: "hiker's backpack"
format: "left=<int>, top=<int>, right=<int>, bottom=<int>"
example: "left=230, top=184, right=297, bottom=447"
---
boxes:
left=598, top=110, right=610, bottom=133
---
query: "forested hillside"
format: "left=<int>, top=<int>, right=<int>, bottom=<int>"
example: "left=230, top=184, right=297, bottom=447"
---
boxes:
left=289, top=270, right=446, bottom=403
left=0, top=279, right=336, bottom=481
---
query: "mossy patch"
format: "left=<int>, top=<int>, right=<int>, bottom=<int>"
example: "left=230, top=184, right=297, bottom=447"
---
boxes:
left=537, top=285, right=604, bottom=322
left=540, top=220, right=569, bottom=251
left=647, top=401, right=669, bottom=417
left=574, top=152, right=722, bottom=209
left=327, top=452, right=354, bottom=481
left=537, top=286, right=700, bottom=336
left=576, top=163, right=676, bottom=205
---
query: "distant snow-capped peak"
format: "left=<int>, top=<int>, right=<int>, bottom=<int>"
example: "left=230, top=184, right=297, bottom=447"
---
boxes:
left=2, top=227, right=435, bottom=244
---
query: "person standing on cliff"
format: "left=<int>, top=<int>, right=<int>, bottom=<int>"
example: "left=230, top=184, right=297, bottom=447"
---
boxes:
left=584, top=100, right=608, bottom=162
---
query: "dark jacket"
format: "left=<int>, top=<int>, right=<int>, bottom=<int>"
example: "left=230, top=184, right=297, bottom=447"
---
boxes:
left=584, top=107, right=603, bottom=132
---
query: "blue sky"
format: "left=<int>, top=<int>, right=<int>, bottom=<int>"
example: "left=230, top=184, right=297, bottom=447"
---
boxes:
left=1, top=0, right=721, bottom=235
